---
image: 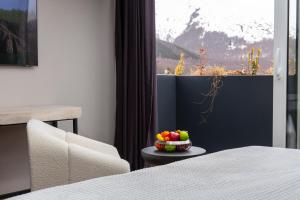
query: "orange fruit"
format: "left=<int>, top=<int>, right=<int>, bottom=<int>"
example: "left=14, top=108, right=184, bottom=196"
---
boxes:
left=161, top=131, right=170, bottom=137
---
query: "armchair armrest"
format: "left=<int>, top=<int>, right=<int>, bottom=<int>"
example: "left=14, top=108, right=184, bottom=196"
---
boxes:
left=68, top=143, right=130, bottom=183
left=66, top=132, right=120, bottom=158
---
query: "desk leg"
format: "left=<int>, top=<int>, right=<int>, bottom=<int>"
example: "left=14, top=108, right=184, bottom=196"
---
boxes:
left=73, top=119, right=78, bottom=134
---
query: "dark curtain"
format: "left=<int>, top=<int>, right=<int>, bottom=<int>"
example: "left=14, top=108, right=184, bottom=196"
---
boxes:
left=114, top=0, right=156, bottom=170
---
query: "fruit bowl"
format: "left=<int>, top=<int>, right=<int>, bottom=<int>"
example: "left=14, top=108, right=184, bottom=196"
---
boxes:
left=155, top=139, right=192, bottom=152
left=155, top=130, right=191, bottom=152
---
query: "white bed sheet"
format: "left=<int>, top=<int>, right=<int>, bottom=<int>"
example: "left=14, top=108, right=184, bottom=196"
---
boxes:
left=9, top=146, right=300, bottom=200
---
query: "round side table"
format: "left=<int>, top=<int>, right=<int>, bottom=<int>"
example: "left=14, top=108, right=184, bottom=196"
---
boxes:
left=141, top=146, right=206, bottom=166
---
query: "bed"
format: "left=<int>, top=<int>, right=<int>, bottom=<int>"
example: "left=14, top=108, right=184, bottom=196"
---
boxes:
left=9, top=146, right=300, bottom=200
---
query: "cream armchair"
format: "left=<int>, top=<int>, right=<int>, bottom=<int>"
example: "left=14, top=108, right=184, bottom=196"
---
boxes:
left=27, top=119, right=130, bottom=191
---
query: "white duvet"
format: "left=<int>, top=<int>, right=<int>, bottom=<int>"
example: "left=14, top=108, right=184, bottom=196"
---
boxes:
left=9, top=146, right=300, bottom=200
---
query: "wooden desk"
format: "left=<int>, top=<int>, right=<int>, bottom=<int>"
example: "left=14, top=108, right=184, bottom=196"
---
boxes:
left=0, top=105, right=82, bottom=134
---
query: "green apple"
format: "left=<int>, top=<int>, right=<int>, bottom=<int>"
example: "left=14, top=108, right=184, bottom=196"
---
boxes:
left=165, top=144, right=176, bottom=152
left=180, top=131, right=189, bottom=141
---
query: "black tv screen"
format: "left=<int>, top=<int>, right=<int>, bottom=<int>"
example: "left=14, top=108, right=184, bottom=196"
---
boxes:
left=0, top=0, right=37, bottom=66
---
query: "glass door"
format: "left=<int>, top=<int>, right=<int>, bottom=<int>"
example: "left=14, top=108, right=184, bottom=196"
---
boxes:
left=273, top=0, right=288, bottom=147
left=273, top=0, right=299, bottom=149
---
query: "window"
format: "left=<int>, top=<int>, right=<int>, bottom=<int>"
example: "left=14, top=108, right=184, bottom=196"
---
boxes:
left=156, top=0, right=274, bottom=76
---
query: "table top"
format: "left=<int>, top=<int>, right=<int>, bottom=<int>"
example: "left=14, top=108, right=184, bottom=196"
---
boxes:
left=0, top=105, right=82, bottom=125
left=142, top=146, right=206, bottom=159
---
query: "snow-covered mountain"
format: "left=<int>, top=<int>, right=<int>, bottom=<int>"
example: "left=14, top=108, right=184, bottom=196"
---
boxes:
left=155, top=0, right=297, bottom=74
left=155, top=0, right=275, bottom=43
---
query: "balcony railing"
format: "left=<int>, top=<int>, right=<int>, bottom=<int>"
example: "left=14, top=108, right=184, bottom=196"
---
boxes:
left=157, top=75, right=273, bottom=153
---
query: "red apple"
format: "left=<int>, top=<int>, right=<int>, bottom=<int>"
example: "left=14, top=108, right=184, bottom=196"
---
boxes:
left=169, top=131, right=180, bottom=141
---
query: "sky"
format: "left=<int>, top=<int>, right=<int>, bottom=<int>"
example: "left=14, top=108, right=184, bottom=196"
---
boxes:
left=0, top=0, right=37, bottom=21
left=0, top=0, right=36, bottom=12
left=0, top=0, right=28, bottom=10
left=156, top=0, right=279, bottom=42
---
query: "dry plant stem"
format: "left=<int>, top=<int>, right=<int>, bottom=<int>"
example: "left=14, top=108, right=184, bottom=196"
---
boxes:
left=194, top=76, right=223, bottom=124
left=203, top=77, right=223, bottom=113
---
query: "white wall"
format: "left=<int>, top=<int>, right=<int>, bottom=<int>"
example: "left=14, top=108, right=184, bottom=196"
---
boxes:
left=0, top=0, right=115, bottom=195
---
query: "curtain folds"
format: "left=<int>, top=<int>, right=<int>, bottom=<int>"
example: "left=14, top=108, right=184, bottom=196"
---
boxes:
left=114, top=0, right=156, bottom=170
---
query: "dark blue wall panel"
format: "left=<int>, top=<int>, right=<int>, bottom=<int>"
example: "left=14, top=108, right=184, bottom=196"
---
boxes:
left=157, top=75, right=273, bottom=153
left=157, top=75, right=176, bottom=132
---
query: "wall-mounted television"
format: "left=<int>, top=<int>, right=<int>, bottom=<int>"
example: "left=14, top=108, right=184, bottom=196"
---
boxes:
left=0, top=0, right=37, bottom=66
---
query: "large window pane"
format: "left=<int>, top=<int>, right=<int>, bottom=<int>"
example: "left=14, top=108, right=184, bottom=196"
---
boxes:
left=156, top=0, right=274, bottom=76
